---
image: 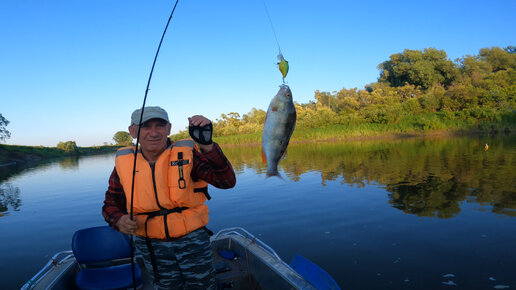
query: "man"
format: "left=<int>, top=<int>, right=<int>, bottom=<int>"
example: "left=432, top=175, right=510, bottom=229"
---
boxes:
left=102, top=106, right=236, bottom=289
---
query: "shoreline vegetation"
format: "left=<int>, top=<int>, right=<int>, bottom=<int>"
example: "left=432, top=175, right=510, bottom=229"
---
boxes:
left=209, top=121, right=514, bottom=147
left=1, top=122, right=513, bottom=167
left=172, top=46, right=516, bottom=145
left=1, top=46, right=515, bottom=165
left=0, top=144, right=121, bottom=183
left=0, top=144, right=121, bottom=167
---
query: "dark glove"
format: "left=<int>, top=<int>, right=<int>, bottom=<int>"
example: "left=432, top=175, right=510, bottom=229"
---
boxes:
left=189, top=123, right=213, bottom=145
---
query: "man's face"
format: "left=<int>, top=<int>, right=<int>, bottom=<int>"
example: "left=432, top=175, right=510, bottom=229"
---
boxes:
left=129, top=119, right=171, bottom=155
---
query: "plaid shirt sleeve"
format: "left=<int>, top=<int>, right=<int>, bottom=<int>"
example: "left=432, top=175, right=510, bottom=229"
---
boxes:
left=102, top=167, right=127, bottom=229
left=192, top=142, right=236, bottom=189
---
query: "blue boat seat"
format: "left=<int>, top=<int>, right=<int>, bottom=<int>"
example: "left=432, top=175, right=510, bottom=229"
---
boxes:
left=72, top=226, right=142, bottom=290
left=290, top=254, right=341, bottom=290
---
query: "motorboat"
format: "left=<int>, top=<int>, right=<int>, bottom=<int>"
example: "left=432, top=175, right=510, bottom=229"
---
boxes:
left=22, top=227, right=340, bottom=289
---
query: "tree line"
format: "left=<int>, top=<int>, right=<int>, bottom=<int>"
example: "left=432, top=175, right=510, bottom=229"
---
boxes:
left=1, top=46, right=513, bottom=147
left=173, top=46, right=515, bottom=139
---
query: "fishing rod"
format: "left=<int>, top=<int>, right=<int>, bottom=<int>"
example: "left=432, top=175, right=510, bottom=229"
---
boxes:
left=129, top=0, right=180, bottom=287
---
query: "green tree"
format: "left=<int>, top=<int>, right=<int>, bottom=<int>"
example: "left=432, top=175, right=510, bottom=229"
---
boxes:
left=113, top=131, right=133, bottom=146
left=0, top=114, right=11, bottom=142
left=213, top=112, right=242, bottom=136
left=177, top=46, right=515, bottom=139
left=456, top=46, right=516, bottom=111
left=378, top=48, right=458, bottom=89
left=505, top=46, right=516, bottom=54
left=242, top=108, right=266, bottom=125
left=458, top=46, right=516, bottom=80
left=335, top=88, right=361, bottom=113
left=57, top=141, right=78, bottom=153
left=479, top=46, right=516, bottom=72
left=314, top=90, right=334, bottom=109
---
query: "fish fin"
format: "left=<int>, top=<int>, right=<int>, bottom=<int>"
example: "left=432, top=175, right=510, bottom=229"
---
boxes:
left=281, top=149, right=287, bottom=160
left=261, top=148, right=267, bottom=163
left=266, top=170, right=284, bottom=180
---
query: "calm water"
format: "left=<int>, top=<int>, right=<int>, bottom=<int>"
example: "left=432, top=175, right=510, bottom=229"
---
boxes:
left=1, top=136, right=515, bottom=289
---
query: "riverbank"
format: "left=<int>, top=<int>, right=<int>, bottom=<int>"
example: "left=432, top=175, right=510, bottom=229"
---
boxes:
left=0, top=144, right=121, bottom=167
left=2, top=122, right=513, bottom=164
left=212, top=122, right=514, bottom=146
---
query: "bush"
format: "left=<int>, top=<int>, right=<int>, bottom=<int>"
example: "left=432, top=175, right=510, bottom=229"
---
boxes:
left=57, top=141, right=78, bottom=153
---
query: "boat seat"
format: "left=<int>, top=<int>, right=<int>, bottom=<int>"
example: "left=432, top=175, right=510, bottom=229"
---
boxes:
left=72, top=226, right=142, bottom=290
left=290, top=254, right=341, bottom=290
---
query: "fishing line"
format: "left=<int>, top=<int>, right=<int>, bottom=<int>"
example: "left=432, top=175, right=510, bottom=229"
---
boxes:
left=261, top=0, right=282, bottom=55
left=261, top=0, right=289, bottom=83
left=129, top=0, right=180, bottom=287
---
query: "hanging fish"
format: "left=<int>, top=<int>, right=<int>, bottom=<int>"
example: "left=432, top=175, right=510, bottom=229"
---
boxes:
left=277, top=53, right=289, bottom=82
left=261, top=84, right=296, bottom=178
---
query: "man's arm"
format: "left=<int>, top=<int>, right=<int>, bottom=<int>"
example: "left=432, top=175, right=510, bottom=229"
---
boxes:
left=102, top=167, right=140, bottom=235
left=192, top=142, right=236, bottom=189
left=102, top=167, right=128, bottom=228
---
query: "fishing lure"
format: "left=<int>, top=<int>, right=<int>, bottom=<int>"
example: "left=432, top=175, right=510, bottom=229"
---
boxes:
left=278, top=53, right=289, bottom=82
left=262, top=0, right=289, bottom=83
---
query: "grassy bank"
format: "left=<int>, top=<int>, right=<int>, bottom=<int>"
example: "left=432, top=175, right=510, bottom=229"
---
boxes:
left=212, top=116, right=515, bottom=145
left=0, top=144, right=120, bottom=164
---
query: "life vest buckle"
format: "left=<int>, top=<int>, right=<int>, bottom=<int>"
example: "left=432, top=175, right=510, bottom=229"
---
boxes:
left=171, top=160, right=189, bottom=166
left=178, top=178, right=186, bottom=189
left=176, top=152, right=187, bottom=189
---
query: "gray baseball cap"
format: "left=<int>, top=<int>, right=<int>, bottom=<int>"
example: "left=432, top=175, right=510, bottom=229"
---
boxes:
left=131, top=106, right=169, bottom=125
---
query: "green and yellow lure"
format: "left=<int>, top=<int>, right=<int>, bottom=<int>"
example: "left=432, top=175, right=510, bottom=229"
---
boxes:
left=277, top=53, right=289, bottom=83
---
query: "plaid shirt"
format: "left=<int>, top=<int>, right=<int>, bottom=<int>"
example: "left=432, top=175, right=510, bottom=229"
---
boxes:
left=102, top=142, right=236, bottom=228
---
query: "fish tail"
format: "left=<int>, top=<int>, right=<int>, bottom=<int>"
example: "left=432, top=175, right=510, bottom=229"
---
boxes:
left=266, top=170, right=284, bottom=180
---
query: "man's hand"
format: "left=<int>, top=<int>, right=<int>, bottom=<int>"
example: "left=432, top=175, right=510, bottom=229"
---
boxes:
left=116, top=214, right=138, bottom=235
left=189, top=115, right=211, bottom=127
left=188, top=115, right=214, bottom=152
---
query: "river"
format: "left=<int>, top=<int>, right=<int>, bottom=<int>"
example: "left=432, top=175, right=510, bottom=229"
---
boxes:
left=1, top=135, right=515, bottom=289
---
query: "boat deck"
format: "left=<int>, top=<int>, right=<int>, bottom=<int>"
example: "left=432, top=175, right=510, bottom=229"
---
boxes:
left=23, top=228, right=326, bottom=290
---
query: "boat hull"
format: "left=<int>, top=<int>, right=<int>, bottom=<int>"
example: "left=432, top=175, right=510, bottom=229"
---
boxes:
left=23, top=227, right=329, bottom=290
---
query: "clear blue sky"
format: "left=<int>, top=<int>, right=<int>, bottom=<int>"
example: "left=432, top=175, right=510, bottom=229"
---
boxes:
left=1, top=0, right=514, bottom=146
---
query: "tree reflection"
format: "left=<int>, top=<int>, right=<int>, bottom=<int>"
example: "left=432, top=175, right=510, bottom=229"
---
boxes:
left=0, top=183, right=21, bottom=217
left=59, top=157, right=79, bottom=170
left=0, top=160, right=55, bottom=183
left=221, top=135, right=516, bottom=218
left=386, top=175, right=465, bottom=218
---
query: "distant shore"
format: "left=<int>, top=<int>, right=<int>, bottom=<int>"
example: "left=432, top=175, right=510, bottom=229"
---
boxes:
left=216, top=130, right=474, bottom=147
left=211, top=123, right=514, bottom=147
left=0, top=144, right=121, bottom=167
left=2, top=124, right=514, bottom=166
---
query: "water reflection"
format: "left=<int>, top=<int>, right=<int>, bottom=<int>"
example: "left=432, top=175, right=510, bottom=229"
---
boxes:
left=387, top=175, right=464, bottom=218
left=221, top=136, right=516, bottom=218
left=0, top=159, right=55, bottom=183
left=0, top=155, right=100, bottom=218
left=0, top=183, right=21, bottom=217
left=59, top=157, right=79, bottom=170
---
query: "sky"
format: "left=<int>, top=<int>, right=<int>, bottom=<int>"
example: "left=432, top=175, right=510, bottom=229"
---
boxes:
left=1, top=0, right=514, bottom=147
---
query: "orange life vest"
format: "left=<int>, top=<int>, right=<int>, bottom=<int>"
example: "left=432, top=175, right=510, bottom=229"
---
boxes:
left=115, top=139, right=209, bottom=239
